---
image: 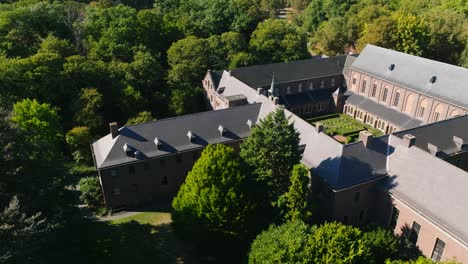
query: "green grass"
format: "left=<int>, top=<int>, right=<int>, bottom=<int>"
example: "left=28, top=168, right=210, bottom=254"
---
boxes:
left=110, top=212, right=172, bottom=226
left=78, top=212, right=196, bottom=264
left=308, top=114, right=383, bottom=143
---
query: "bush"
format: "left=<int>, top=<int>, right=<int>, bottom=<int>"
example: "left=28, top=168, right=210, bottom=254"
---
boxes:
left=363, top=227, right=400, bottom=263
left=78, top=176, right=104, bottom=212
left=249, top=221, right=313, bottom=264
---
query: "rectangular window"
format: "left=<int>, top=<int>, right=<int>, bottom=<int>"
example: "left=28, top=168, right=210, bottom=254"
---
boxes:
left=352, top=78, right=356, bottom=85
left=160, top=159, right=166, bottom=168
left=161, top=176, right=168, bottom=185
left=382, top=88, right=388, bottom=102
left=354, top=192, right=360, bottom=203
left=110, top=169, right=118, bottom=177
left=331, top=78, right=336, bottom=87
left=131, top=184, right=138, bottom=192
left=409, top=221, right=421, bottom=244
left=371, top=84, right=377, bottom=97
left=128, top=166, right=135, bottom=175
left=431, top=238, right=446, bottom=261
left=390, top=207, right=399, bottom=229
left=393, top=92, right=400, bottom=106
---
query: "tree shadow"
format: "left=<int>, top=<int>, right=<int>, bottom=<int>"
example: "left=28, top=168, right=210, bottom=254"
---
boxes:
left=77, top=219, right=198, bottom=264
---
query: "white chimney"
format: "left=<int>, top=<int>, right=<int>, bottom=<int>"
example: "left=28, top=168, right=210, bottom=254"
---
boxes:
left=428, top=143, right=439, bottom=156
left=123, top=143, right=132, bottom=156
left=247, top=119, right=254, bottom=129
left=315, top=123, right=324, bottom=133
left=453, top=136, right=464, bottom=150
left=218, top=125, right=226, bottom=136
left=402, top=134, right=416, bottom=148
left=187, top=131, right=195, bottom=142
left=154, top=137, right=162, bottom=149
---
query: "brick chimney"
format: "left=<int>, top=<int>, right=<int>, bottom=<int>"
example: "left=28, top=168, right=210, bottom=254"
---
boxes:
left=359, top=131, right=374, bottom=148
left=402, top=134, right=416, bottom=148
left=110, top=122, right=118, bottom=139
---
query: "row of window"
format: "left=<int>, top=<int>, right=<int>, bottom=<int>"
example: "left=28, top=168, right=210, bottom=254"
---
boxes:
left=108, top=152, right=200, bottom=177
left=291, top=103, right=328, bottom=116
left=344, top=105, right=398, bottom=133
left=282, top=78, right=336, bottom=95
left=390, top=207, right=445, bottom=261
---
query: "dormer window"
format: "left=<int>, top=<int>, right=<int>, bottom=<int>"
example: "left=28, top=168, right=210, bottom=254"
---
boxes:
left=218, top=125, right=226, bottom=136
left=154, top=137, right=162, bottom=149
left=123, top=143, right=133, bottom=156
left=389, top=64, right=395, bottom=71
left=430, top=76, right=437, bottom=84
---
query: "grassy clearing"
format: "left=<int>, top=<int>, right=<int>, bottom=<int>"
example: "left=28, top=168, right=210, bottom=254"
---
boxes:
left=78, top=212, right=195, bottom=264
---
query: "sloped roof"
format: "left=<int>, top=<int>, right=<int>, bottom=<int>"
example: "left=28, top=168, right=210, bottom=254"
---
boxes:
left=92, top=103, right=262, bottom=169
left=351, top=45, right=468, bottom=109
left=230, top=55, right=349, bottom=88
left=384, top=137, right=468, bottom=247
left=345, top=91, right=424, bottom=129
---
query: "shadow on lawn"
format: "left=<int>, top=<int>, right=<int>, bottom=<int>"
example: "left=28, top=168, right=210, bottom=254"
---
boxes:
left=79, top=220, right=196, bottom=264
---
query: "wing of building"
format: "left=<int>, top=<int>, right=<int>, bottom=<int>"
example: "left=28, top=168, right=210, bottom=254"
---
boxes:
left=92, top=45, right=468, bottom=262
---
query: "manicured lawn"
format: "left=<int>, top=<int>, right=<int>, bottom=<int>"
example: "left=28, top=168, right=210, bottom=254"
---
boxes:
left=308, top=114, right=383, bottom=143
left=79, top=212, right=196, bottom=264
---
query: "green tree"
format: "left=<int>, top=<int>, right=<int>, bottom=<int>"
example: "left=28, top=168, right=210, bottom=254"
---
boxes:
left=12, top=99, right=62, bottom=160
left=393, top=13, right=430, bottom=56
left=460, top=44, right=468, bottom=68
left=308, top=222, right=371, bottom=263
left=240, top=106, right=301, bottom=208
left=386, top=256, right=460, bottom=264
left=169, top=87, right=204, bottom=116
left=299, top=0, right=326, bottom=33
left=66, top=126, right=93, bottom=164
left=363, top=227, right=400, bottom=263
left=249, top=221, right=313, bottom=263
left=125, top=111, right=156, bottom=125
left=356, top=16, right=397, bottom=52
left=78, top=176, right=104, bottom=212
left=311, top=17, right=349, bottom=55
left=280, top=164, right=312, bottom=222
left=250, top=19, right=309, bottom=64
left=74, top=88, right=103, bottom=130
left=172, top=144, right=256, bottom=246
left=261, top=0, right=286, bottom=17
left=0, top=196, right=55, bottom=264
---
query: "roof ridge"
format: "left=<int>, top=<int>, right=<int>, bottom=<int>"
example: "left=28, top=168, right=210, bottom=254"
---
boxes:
left=392, top=114, right=468, bottom=136
left=124, top=103, right=262, bottom=129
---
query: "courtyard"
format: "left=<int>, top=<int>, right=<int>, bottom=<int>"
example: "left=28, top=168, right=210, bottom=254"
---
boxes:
left=307, top=113, right=383, bottom=143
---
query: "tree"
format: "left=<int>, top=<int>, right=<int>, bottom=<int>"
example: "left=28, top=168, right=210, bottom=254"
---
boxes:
left=249, top=221, right=313, bottom=263
left=172, top=144, right=256, bottom=245
left=12, top=99, right=62, bottom=160
left=167, top=36, right=210, bottom=86
left=460, top=44, right=468, bottom=68
left=311, top=17, right=349, bottom=55
left=78, top=177, right=104, bottom=211
left=393, top=13, right=430, bottom=56
left=356, top=16, right=397, bottom=52
left=299, top=0, right=326, bottom=33
left=125, top=111, right=156, bottom=125
left=363, top=227, right=400, bottom=263
left=308, top=222, right=371, bottom=263
left=249, top=19, right=309, bottom=64
left=279, top=164, right=312, bottom=222
left=169, top=87, right=204, bottom=116
left=65, top=126, right=93, bottom=164
left=240, top=106, right=301, bottom=208
left=0, top=196, right=55, bottom=264
left=74, top=88, right=103, bottom=130
left=261, top=0, right=286, bottom=18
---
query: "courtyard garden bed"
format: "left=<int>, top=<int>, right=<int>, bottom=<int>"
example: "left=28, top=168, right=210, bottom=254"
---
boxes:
left=307, top=114, right=383, bottom=144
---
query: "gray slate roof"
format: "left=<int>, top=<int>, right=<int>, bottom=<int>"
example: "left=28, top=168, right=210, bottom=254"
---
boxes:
left=93, top=103, right=262, bottom=169
left=230, top=56, right=349, bottom=88
left=384, top=136, right=468, bottom=247
left=351, top=45, right=468, bottom=110
left=345, top=91, right=423, bottom=129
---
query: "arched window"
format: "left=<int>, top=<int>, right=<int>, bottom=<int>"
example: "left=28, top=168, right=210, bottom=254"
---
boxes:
left=371, top=84, right=377, bottom=97
left=382, top=88, right=389, bottom=102
left=393, top=92, right=400, bottom=106
left=361, top=79, right=367, bottom=93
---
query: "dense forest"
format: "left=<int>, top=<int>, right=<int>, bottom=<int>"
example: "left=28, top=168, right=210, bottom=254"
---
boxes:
left=0, top=0, right=466, bottom=262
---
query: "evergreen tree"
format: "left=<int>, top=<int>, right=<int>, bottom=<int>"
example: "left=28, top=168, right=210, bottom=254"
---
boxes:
left=279, top=163, right=312, bottom=223
left=240, top=106, right=301, bottom=207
